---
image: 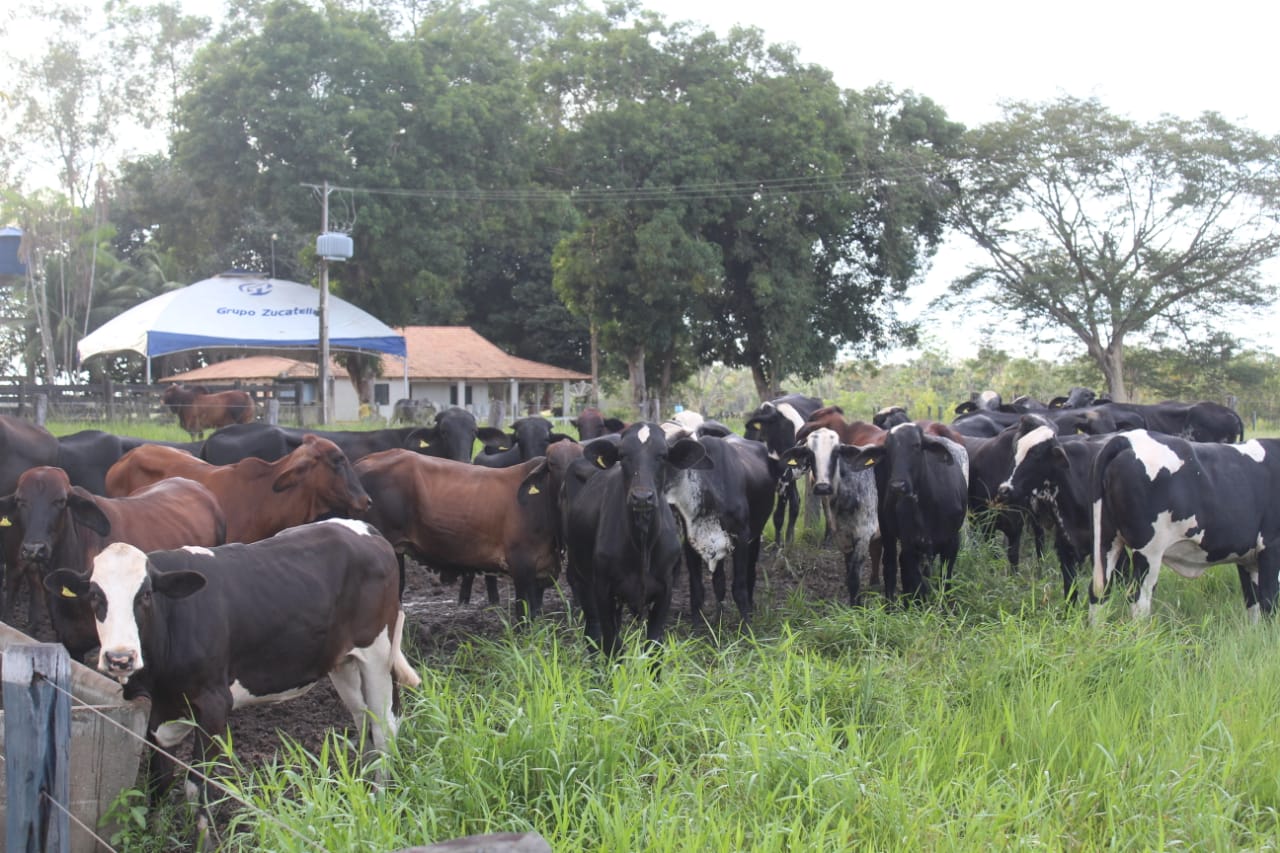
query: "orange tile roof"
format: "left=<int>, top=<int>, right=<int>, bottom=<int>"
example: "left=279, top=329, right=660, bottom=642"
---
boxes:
left=380, top=326, right=590, bottom=382
left=161, top=355, right=349, bottom=383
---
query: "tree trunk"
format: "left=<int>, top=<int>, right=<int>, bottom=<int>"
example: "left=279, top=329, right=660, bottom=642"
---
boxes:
left=589, top=321, right=600, bottom=407
left=1099, top=342, right=1128, bottom=402
left=627, top=346, right=647, bottom=420
left=750, top=362, right=776, bottom=403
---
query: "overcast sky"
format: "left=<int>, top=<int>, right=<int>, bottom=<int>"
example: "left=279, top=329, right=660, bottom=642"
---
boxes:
left=637, top=0, right=1280, bottom=359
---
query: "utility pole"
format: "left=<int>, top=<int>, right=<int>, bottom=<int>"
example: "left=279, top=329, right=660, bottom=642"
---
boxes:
left=318, top=181, right=331, bottom=425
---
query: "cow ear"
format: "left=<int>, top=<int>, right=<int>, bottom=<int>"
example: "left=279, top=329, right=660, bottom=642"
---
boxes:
left=153, top=569, right=207, bottom=600
left=271, top=456, right=313, bottom=492
left=1048, top=397, right=1069, bottom=409
left=44, top=568, right=91, bottom=599
left=68, top=489, right=112, bottom=537
left=922, top=438, right=957, bottom=464
left=549, top=433, right=574, bottom=445
left=698, top=421, right=732, bottom=438
left=779, top=446, right=813, bottom=473
left=583, top=438, right=620, bottom=470
left=955, top=401, right=978, bottom=414
left=405, top=426, right=437, bottom=450
left=517, top=459, right=551, bottom=504
left=602, top=418, right=626, bottom=433
left=0, top=493, right=16, bottom=527
left=476, top=426, right=509, bottom=446
left=844, top=446, right=886, bottom=470
left=1051, top=445, right=1071, bottom=468
left=668, top=438, right=710, bottom=470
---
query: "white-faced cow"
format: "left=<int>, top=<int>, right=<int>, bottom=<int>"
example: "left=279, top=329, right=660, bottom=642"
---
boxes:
left=44, top=519, right=419, bottom=817
left=780, top=427, right=880, bottom=605
left=564, top=423, right=709, bottom=656
left=846, top=422, right=969, bottom=603
left=659, top=422, right=777, bottom=623
left=1090, top=430, right=1280, bottom=621
left=743, top=394, right=825, bottom=547
left=0, top=468, right=225, bottom=657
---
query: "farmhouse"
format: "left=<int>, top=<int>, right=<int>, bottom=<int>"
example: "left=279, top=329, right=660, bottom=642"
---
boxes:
left=163, top=327, right=590, bottom=424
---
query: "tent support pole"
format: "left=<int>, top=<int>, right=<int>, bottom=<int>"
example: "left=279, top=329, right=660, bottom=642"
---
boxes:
left=146, top=357, right=151, bottom=385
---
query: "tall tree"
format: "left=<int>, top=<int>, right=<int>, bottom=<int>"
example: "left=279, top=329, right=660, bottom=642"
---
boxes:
left=946, top=97, right=1280, bottom=400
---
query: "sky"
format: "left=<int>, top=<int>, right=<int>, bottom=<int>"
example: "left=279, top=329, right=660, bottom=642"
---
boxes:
left=635, top=0, right=1280, bottom=360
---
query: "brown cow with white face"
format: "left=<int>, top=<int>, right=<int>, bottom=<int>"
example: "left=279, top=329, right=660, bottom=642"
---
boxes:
left=104, top=434, right=369, bottom=542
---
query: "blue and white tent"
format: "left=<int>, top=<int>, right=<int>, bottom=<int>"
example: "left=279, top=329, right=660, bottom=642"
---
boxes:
left=77, top=271, right=406, bottom=381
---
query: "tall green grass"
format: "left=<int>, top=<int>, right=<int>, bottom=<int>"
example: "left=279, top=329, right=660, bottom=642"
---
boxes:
left=192, top=545, right=1280, bottom=852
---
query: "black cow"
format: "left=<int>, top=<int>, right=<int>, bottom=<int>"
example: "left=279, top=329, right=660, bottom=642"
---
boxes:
left=1048, top=387, right=1099, bottom=409
left=474, top=416, right=573, bottom=468
left=45, top=519, right=420, bottom=814
left=1090, top=400, right=1244, bottom=443
left=0, top=416, right=60, bottom=616
left=1090, top=430, right=1280, bottom=620
left=55, top=429, right=203, bottom=495
left=846, top=423, right=969, bottom=603
left=564, top=423, right=708, bottom=656
left=571, top=406, right=627, bottom=441
left=200, top=413, right=476, bottom=466
left=952, top=405, right=1143, bottom=439
left=995, top=424, right=1120, bottom=602
left=960, top=415, right=1052, bottom=571
left=954, top=390, right=1004, bottom=415
left=779, top=427, right=880, bottom=605
left=660, top=424, right=776, bottom=622
left=742, top=394, right=825, bottom=547
left=873, top=406, right=911, bottom=429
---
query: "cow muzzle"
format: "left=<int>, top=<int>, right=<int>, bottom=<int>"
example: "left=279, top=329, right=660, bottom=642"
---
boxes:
left=995, top=483, right=1015, bottom=503
left=627, top=487, right=656, bottom=514
left=20, top=541, right=51, bottom=564
left=100, top=648, right=140, bottom=682
left=813, top=482, right=833, bottom=497
left=888, top=479, right=913, bottom=499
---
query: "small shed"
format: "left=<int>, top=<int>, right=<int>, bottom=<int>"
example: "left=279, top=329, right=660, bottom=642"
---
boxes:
left=381, top=327, right=591, bottom=425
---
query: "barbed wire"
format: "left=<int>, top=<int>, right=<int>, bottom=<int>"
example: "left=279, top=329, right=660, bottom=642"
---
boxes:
left=40, top=675, right=333, bottom=853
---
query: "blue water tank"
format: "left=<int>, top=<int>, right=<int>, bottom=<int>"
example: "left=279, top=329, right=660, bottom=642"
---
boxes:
left=0, top=227, right=27, bottom=276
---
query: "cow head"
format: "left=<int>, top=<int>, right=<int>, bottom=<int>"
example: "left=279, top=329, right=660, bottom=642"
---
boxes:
left=273, top=434, right=372, bottom=517
left=45, top=542, right=206, bottom=681
left=584, top=423, right=708, bottom=532
left=408, top=407, right=478, bottom=463
left=847, top=423, right=957, bottom=501
left=0, top=466, right=111, bottom=567
left=996, top=422, right=1064, bottom=505
left=873, top=406, right=910, bottom=430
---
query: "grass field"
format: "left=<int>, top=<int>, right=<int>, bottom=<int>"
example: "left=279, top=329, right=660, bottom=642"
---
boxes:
left=107, top=543, right=1280, bottom=852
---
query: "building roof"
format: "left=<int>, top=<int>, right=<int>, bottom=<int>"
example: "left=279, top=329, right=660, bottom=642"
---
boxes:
left=381, top=326, right=590, bottom=383
left=160, top=355, right=349, bottom=384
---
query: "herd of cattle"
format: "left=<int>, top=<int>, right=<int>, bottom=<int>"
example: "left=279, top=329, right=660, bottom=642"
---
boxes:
left=0, top=382, right=1271, bottom=815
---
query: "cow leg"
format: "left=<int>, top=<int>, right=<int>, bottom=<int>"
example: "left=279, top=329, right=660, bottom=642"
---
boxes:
left=843, top=547, right=862, bottom=606
left=868, top=534, right=883, bottom=588
left=457, top=572, right=474, bottom=604
left=880, top=535, right=900, bottom=603
left=728, top=543, right=752, bottom=622
left=1128, top=548, right=1161, bottom=619
left=329, top=634, right=399, bottom=770
left=510, top=565, right=541, bottom=621
left=595, top=588, right=621, bottom=656
left=937, top=536, right=961, bottom=597
left=683, top=542, right=710, bottom=623
left=484, top=574, right=501, bottom=606
left=745, top=537, right=761, bottom=612
left=396, top=552, right=407, bottom=599
left=1237, top=564, right=1261, bottom=623
left=899, top=547, right=927, bottom=603
left=999, top=509, right=1023, bottom=571
left=1255, top=550, right=1280, bottom=619
left=1054, top=530, right=1081, bottom=604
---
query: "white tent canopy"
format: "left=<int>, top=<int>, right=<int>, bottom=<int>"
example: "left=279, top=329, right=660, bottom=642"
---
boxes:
left=77, top=271, right=407, bottom=383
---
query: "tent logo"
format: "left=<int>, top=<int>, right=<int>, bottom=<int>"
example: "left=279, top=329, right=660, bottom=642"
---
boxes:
left=239, top=281, right=273, bottom=297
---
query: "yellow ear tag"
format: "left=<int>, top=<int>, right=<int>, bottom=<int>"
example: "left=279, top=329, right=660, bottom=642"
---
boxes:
left=60, top=586, right=77, bottom=599
left=0, top=516, right=10, bottom=527
left=596, top=455, right=607, bottom=468
left=787, top=459, right=798, bottom=467
left=527, top=484, right=540, bottom=495
left=863, top=458, right=876, bottom=467
left=419, top=439, right=431, bottom=447
left=749, top=422, right=760, bottom=431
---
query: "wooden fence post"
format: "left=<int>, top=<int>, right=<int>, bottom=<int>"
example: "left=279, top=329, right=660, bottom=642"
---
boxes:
left=4, top=643, right=72, bottom=853
left=33, top=394, right=48, bottom=427
left=104, top=378, right=116, bottom=421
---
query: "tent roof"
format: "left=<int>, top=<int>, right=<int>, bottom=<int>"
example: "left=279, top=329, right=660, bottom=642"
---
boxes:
left=76, top=271, right=406, bottom=362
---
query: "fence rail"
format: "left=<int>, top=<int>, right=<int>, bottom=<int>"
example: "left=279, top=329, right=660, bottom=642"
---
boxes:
left=0, top=380, right=315, bottom=427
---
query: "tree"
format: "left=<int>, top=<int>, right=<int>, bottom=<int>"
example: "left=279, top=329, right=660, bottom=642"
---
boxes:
left=947, top=97, right=1280, bottom=401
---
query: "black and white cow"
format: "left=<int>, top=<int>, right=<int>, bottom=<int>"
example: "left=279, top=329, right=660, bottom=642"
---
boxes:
left=1090, top=430, right=1280, bottom=620
left=743, top=394, right=825, bottom=547
left=961, top=415, right=1052, bottom=571
left=660, top=422, right=777, bottom=622
left=995, top=423, right=1120, bottom=602
left=846, top=423, right=969, bottom=603
left=45, top=518, right=420, bottom=812
left=564, top=423, right=708, bottom=656
left=779, top=427, right=880, bottom=605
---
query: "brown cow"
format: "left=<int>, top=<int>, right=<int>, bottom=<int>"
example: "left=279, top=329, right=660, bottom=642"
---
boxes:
left=0, top=467, right=225, bottom=659
left=355, top=449, right=567, bottom=618
left=162, top=382, right=256, bottom=438
left=105, top=434, right=370, bottom=543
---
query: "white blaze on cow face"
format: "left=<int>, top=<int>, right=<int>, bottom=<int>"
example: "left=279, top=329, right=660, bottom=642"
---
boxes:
left=806, top=428, right=841, bottom=491
left=776, top=403, right=805, bottom=433
left=1230, top=440, right=1267, bottom=462
left=636, top=424, right=651, bottom=445
left=1013, top=425, right=1055, bottom=470
left=91, top=542, right=151, bottom=679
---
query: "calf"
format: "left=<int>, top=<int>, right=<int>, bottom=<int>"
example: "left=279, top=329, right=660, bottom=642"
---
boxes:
left=564, top=423, right=708, bottom=656
left=743, top=394, right=825, bottom=546
left=105, top=434, right=370, bottom=542
left=780, top=428, right=880, bottom=605
left=162, top=382, right=256, bottom=438
left=356, top=450, right=568, bottom=616
left=0, top=467, right=225, bottom=658
left=45, top=519, right=419, bottom=814
left=846, top=423, right=969, bottom=602
left=1090, top=430, right=1280, bottom=620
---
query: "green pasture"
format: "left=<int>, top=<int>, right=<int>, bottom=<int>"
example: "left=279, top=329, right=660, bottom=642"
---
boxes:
left=40, top=418, right=1280, bottom=851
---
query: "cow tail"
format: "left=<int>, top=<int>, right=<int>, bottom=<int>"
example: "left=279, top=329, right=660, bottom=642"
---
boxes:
left=390, top=609, right=421, bottom=688
left=1233, top=409, right=1246, bottom=443
left=1089, top=433, right=1132, bottom=601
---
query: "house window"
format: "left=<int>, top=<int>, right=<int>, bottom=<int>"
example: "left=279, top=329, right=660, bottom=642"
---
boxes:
left=450, top=386, right=473, bottom=406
